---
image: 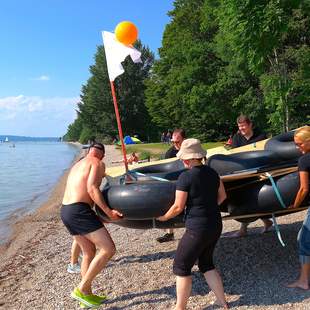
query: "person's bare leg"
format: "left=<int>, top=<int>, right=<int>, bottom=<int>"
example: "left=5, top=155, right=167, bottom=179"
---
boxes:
left=174, top=276, right=192, bottom=310
left=204, top=269, right=228, bottom=308
left=74, top=236, right=96, bottom=278
left=228, top=222, right=248, bottom=238
left=78, top=226, right=116, bottom=294
left=260, top=218, right=273, bottom=234
left=287, top=263, right=310, bottom=290
left=71, top=239, right=81, bottom=265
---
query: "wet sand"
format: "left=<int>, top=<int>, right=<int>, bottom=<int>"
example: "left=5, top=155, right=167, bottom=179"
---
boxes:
left=0, top=145, right=310, bottom=309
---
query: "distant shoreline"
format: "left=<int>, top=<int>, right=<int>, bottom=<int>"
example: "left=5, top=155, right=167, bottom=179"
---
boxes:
left=0, top=135, right=62, bottom=142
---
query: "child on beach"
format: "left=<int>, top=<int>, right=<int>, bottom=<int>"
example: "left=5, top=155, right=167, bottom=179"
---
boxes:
left=67, top=240, right=82, bottom=274
left=127, top=152, right=139, bottom=164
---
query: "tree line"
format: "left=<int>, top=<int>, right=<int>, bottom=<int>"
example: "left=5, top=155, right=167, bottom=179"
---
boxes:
left=64, top=0, right=310, bottom=143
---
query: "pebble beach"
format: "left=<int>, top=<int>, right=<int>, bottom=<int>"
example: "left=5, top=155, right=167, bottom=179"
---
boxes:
left=0, top=145, right=310, bottom=309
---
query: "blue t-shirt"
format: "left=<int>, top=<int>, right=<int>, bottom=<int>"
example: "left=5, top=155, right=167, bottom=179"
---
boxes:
left=176, top=165, right=222, bottom=230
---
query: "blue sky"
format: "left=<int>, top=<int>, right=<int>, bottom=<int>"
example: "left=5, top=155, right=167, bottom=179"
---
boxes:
left=0, top=0, right=173, bottom=136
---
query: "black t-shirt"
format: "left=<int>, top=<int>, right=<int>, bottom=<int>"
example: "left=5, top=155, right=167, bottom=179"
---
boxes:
left=165, top=146, right=178, bottom=159
left=298, top=153, right=310, bottom=182
left=176, top=165, right=221, bottom=230
left=232, top=128, right=267, bottom=148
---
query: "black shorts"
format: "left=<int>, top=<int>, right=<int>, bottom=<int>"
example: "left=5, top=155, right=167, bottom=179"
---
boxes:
left=173, top=223, right=222, bottom=276
left=61, top=202, right=103, bottom=235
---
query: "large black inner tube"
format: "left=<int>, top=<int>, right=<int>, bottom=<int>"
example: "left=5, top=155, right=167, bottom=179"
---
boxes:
left=265, top=130, right=301, bottom=160
left=208, top=150, right=282, bottom=176
left=101, top=181, right=176, bottom=220
left=130, top=159, right=185, bottom=181
left=227, top=171, right=303, bottom=216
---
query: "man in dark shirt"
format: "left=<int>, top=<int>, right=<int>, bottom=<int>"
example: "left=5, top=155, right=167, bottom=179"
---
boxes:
left=232, top=115, right=267, bottom=147
left=230, top=115, right=272, bottom=237
left=156, top=128, right=186, bottom=243
left=164, top=129, right=186, bottom=159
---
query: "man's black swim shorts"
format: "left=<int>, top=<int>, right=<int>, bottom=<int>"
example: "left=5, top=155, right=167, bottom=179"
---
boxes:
left=61, top=202, right=103, bottom=235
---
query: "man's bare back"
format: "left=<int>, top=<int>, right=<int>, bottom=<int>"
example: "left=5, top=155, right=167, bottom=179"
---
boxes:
left=62, top=156, right=105, bottom=206
left=62, top=144, right=122, bottom=219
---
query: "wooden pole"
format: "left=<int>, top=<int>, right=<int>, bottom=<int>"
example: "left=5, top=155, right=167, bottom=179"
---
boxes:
left=221, top=206, right=308, bottom=221
left=110, top=81, right=128, bottom=172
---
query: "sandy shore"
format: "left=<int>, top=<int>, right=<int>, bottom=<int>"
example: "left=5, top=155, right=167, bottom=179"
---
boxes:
left=0, top=145, right=310, bottom=309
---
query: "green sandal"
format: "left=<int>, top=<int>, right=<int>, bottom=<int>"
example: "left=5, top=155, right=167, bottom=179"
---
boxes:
left=79, top=295, right=106, bottom=309
left=71, top=288, right=101, bottom=308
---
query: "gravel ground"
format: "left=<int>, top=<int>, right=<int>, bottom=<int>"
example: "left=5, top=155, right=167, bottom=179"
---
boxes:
left=0, top=145, right=310, bottom=309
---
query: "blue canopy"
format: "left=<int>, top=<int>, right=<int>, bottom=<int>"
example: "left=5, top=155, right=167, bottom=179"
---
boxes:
left=124, top=135, right=135, bottom=144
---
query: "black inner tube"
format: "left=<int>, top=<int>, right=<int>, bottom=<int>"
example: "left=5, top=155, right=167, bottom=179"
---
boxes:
left=265, top=131, right=301, bottom=160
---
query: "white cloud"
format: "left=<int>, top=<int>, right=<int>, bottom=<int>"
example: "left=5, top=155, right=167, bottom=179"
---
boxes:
left=0, top=95, right=79, bottom=136
left=32, top=75, right=50, bottom=81
left=28, top=100, right=43, bottom=112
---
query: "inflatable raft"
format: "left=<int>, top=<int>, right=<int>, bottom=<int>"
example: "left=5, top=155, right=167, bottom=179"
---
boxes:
left=96, top=130, right=308, bottom=229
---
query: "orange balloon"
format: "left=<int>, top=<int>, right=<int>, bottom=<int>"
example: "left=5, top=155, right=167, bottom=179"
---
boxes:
left=115, top=21, right=138, bottom=45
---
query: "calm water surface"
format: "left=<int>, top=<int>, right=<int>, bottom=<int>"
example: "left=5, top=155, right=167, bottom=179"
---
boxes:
left=0, top=141, right=79, bottom=243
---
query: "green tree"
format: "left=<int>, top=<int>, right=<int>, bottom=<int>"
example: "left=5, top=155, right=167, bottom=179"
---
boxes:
left=145, top=0, right=267, bottom=140
left=63, top=113, right=83, bottom=141
left=217, top=0, right=310, bottom=132
left=146, top=0, right=227, bottom=140
left=114, top=41, right=157, bottom=141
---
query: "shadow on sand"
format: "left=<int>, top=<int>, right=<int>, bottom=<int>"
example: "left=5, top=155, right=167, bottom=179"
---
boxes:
left=112, top=250, right=175, bottom=265
left=108, top=220, right=310, bottom=309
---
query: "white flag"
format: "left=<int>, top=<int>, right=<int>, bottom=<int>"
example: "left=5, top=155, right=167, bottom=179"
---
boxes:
left=102, top=31, right=142, bottom=82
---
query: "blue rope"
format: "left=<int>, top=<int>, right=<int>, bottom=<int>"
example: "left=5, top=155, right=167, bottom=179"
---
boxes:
left=131, top=171, right=170, bottom=182
left=265, top=172, right=287, bottom=209
left=265, top=172, right=287, bottom=247
left=272, top=213, right=286, bottom=247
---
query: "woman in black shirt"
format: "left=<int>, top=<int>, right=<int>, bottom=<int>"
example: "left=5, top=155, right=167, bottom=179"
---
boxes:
left=158, top=138, right=228, bottom=309
left=287, top=126, right=310, bottom=290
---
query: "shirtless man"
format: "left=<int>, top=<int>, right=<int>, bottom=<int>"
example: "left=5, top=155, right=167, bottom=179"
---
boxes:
left=61, top=142, right=122, bottom=308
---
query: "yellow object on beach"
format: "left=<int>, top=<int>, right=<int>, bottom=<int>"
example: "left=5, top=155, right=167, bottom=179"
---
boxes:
left=131, top=137, right=142, bottom=143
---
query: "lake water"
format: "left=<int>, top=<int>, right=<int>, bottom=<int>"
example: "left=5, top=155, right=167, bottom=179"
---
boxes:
left=0, top=141, right=80, bottom=244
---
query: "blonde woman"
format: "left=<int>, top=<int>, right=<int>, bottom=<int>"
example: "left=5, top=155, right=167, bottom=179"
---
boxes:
left=157, top=138, right=228, bottom=309
left=287, top=126, right=310, bottom=289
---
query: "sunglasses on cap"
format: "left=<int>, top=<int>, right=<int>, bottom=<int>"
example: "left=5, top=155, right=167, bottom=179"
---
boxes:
left=89, top=143, right=105, bottom=153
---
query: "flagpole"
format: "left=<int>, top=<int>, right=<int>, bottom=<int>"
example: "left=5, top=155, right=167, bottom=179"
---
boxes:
left=110, top=81, right=129, bottom=172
